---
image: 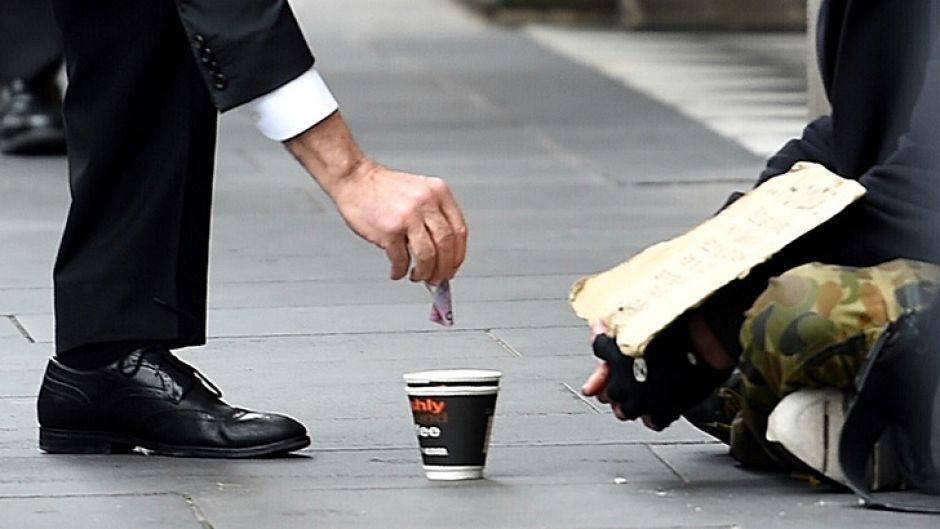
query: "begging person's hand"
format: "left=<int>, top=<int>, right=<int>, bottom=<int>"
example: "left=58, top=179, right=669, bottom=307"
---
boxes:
left=582, top=316, right=733, bottom=431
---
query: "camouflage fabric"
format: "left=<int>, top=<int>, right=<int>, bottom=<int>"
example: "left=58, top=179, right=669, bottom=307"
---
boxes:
left=724, top=259, right=940, bottom=469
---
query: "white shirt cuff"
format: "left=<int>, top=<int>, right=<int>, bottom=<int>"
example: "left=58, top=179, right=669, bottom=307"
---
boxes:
left=238, top=68, right=339, bottom=141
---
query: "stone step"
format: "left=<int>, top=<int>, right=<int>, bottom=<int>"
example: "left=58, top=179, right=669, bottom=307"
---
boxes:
left=620, top=0, right=805, bottom=30
left=459, top=0, right=806, bottom=30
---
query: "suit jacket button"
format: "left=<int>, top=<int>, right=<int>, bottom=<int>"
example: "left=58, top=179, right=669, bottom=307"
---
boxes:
left=194, top=34, right=205, bottom=46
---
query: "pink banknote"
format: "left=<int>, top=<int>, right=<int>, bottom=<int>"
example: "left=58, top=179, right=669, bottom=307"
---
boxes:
left=426, top=280, right=454, bottom=327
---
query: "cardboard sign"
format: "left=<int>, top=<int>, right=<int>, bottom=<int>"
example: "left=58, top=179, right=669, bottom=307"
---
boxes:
left=569, top=162, right=867, bottom=357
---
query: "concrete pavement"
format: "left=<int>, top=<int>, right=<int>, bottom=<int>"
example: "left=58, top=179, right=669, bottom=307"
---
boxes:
left=1, top=1, right=934, bottom=527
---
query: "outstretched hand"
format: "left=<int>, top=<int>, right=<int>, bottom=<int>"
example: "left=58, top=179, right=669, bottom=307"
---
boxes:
left=329, top=164, right=466, bottom=284
left=285, top=111, right=468, bottom=284
left=582, top=318, right=733, bottom=431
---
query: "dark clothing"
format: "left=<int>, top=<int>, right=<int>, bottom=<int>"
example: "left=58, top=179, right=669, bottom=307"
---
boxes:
left=700, top=0, right=940, bottom=356
left=0, top=0, right=62, bottom=82
left=49, top=0, right=314, bottom=352
left=703, top=0, right=940, bottom=347
left=760, top=0, right=940, bottom=268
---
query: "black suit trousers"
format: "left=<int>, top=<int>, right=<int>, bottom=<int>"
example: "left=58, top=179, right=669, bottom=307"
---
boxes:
left=50, top=1, right=218, bottom=352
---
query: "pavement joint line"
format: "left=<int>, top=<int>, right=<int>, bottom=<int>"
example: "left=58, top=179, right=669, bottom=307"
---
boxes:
left=231, top=147, right=264, bottom=172
left=522, top=124, right=616, bottom=186
left=484, top=329, right=523, bottom=357
left=184, top=494, right=216, bottom=529
left=634, top=178, right=755, bottom=187
left=285, top=481, right=618, bottom=494
left=645, top=444, right=691, bottom=485
left=209, top=272, right=588, bottom=284
left=208, top=297, right=570, bottom=311
left=203, top=295, right=566, bottom=311
left=201, top=325, right=584, bottom=340
left=560, top=382, right=602, bottom=414
left=378, top=44, right=615, bottom=186
left=308, top=440, right=721, bottom=452
left=0, top=491, right=178, bottom=500
left=0, top=273, right=586, bottom=291
left=310, top=411, right=590, bottom=422
left=9, top=324, right=588, bottom=345
left=0, top=489, right=217, bottom=526
left=300, top=187, right=327, bottom=213
left=4, top=314, right=35, bottom=343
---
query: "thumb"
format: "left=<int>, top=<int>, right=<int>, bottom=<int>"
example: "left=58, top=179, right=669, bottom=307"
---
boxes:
left=581, top=361, right=610, bottom=396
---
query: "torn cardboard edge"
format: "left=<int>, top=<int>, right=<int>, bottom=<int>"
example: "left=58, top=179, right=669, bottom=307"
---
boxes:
left=569, top=162, right=867, bottom=357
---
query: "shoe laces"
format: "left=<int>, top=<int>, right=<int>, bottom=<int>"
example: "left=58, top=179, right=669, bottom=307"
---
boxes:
left=120, top=346, right=223, bottom=403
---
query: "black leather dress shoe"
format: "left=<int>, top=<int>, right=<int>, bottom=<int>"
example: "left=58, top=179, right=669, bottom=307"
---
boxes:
left=0, top=77, right=67, bottom=155
left=37, top=345, right=310, bottom=457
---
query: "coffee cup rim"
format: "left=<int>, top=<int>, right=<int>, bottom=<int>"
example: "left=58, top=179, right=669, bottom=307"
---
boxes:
left=406, top=385, right=498, bottom=396
left=404, top=369, right=503, bottom=385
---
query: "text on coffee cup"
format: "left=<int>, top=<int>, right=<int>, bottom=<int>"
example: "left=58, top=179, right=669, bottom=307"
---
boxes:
left=410, top=398, right=446, bottom=414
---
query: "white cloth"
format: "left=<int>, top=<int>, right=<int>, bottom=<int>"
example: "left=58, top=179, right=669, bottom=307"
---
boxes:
left=238, top=68, right=339, bottom=141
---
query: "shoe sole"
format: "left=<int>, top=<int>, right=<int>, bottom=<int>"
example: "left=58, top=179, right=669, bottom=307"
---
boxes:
left=1, top=128, right=66, bottom=155
left=39, top=427, right=311, bottom=458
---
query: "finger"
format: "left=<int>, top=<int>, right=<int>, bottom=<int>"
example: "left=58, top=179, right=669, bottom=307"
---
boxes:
left=645, top=411, right=680, bottom=431
left=421, top=210, right=456, bottom=285
left=592, top=334, right=620, bottom=362
left=385, top=241, right=410, bottom=280
left=405, top=221, right=436, bottom=283
left=596, top=388, right=611, bottom=404
left=615, top=397, right=644, bottom=422
left=604, top=373, right=636, bottom=405
left=589, top=320, right=609, bottom=342
left=435, top=183, right=468, bottom=275
left=581, top=361, right=609, bottom=396
left=641, top=416, right=664, bottom=432
left=611, top=402, right=628, bottom=421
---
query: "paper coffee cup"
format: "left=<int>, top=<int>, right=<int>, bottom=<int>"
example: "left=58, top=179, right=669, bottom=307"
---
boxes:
left=404, top=369, right=502, bottom=480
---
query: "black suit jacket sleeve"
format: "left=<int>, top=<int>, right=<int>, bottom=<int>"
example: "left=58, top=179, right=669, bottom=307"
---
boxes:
left=175, top=0, right=315, bottom=111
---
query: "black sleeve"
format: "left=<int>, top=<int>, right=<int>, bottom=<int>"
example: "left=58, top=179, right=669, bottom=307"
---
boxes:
left=751, top=31, right=940, bottom=267
left=703, top=34, right=940, bottom=353
left=756, top=115, right=835, bottom=185
left=843, top=34, right=940, bottom=265
left=174, top=0, right=315, bottom=111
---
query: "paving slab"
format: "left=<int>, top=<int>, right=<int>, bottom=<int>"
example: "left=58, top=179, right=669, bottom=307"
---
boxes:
left=2, top=0, right=936, bottom=527
left=0, top=494, right=202, bottom=529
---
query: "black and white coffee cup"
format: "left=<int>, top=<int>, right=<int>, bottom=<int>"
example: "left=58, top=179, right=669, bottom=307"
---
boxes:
left=403, top=369, right=502, bottom=480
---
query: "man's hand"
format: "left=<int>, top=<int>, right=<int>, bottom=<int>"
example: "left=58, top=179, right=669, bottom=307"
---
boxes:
left=285, top=111, right=467, bottom=284
left=582, top=317, right=733, bottom=430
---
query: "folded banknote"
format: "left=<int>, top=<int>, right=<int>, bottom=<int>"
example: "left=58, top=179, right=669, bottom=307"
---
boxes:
left=426, top=280, right=454, bottom=327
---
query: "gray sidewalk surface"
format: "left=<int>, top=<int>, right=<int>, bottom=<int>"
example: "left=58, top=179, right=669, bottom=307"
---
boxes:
left=0, top=1, right=934, bottom=527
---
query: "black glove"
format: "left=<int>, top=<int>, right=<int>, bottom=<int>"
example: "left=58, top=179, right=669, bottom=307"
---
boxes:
left=592, top=323, right=733, bottom=430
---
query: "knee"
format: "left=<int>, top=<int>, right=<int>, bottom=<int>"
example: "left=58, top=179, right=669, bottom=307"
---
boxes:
left=740, top=267, right=839, bottom=358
